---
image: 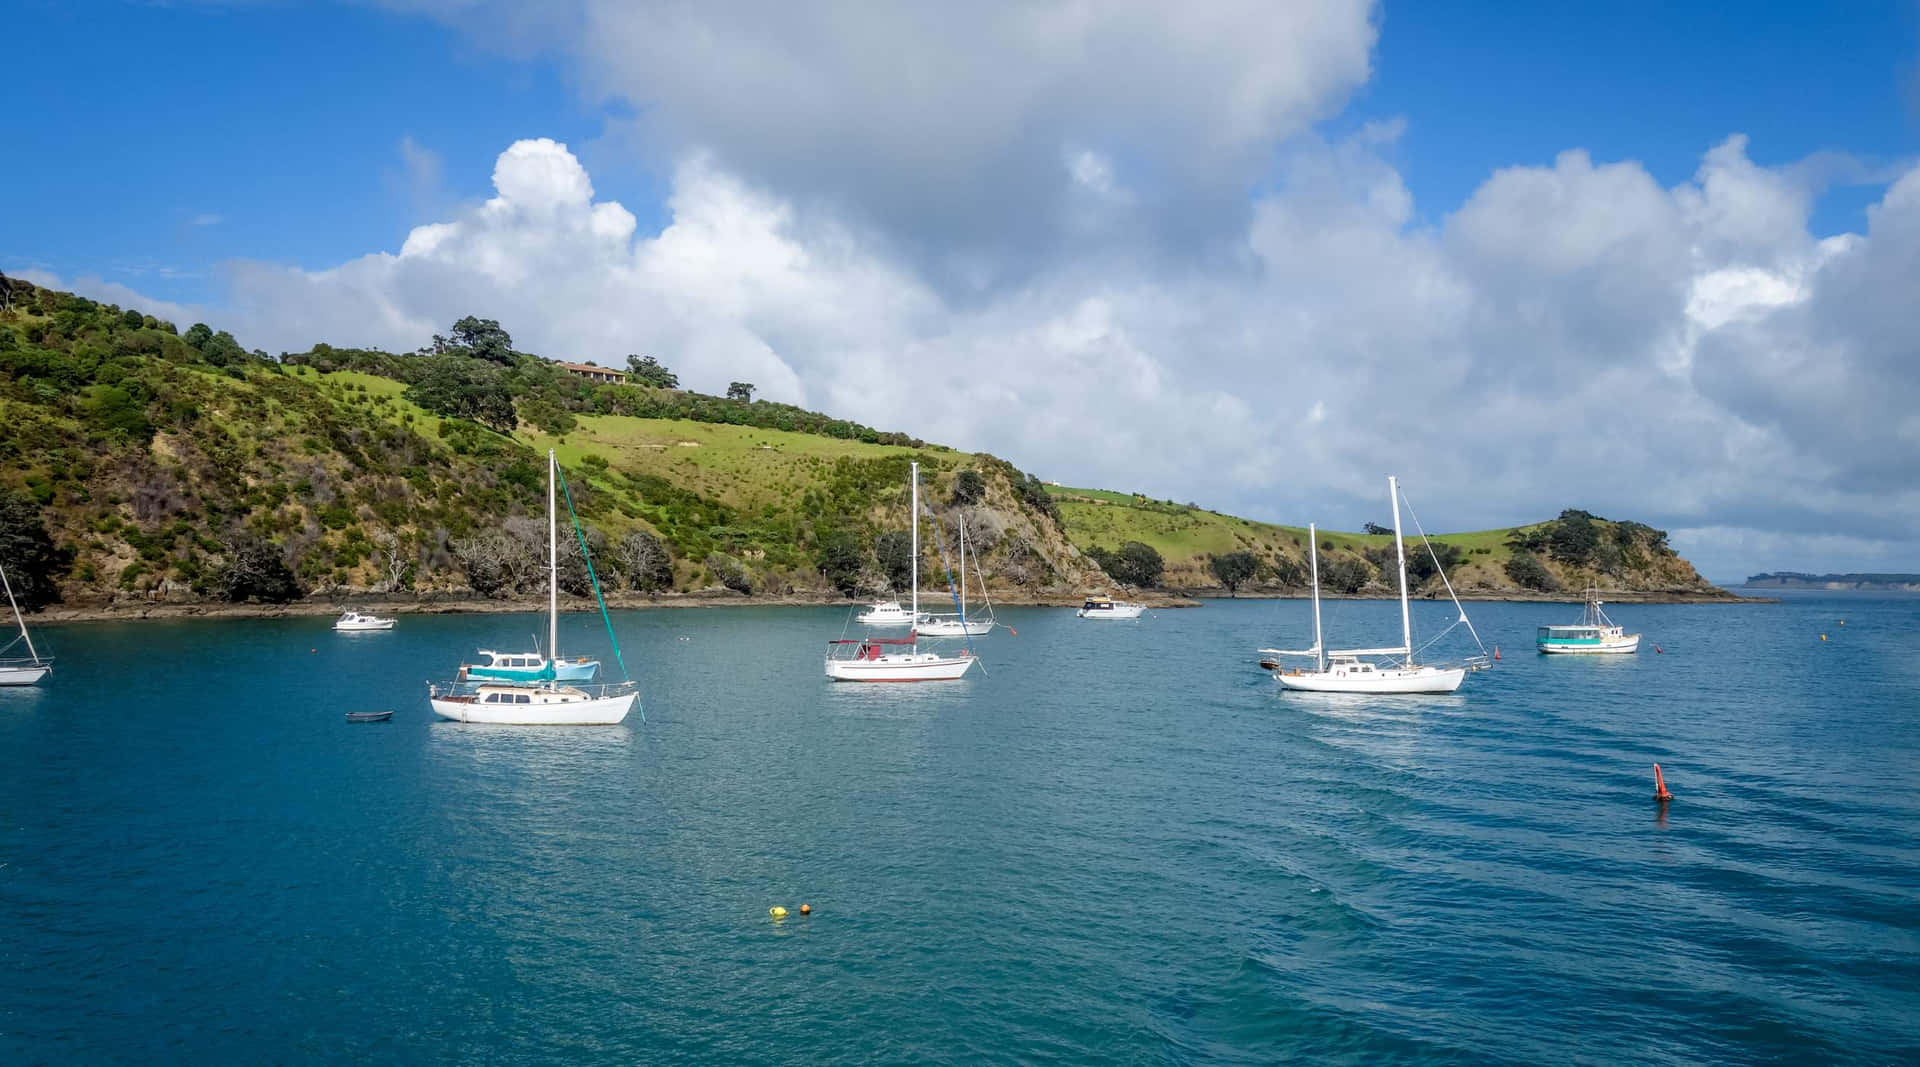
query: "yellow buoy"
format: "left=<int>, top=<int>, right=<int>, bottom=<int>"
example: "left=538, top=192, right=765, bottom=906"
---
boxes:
left=799, top=903, right=811, bottom=915
left=769, top=906, right=788, bottom=919
left=1820, top=634, right=1827, bottom=641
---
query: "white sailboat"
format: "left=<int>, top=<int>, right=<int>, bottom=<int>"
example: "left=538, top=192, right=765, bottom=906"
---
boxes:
left=429, top=450, right=639, bottom=724
left=0, top=563, right=50, bottom=686
left=1537, top=586, right=1640, bottom=654
left=918, top=514, right=995, bottom=637
left=826, top=461, right=977, bottom=681
left=1260, top=477, right=1489, bottom=694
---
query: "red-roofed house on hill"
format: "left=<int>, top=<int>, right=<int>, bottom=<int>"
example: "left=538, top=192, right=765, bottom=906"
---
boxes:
left=556, top=361, right=628, bottom=385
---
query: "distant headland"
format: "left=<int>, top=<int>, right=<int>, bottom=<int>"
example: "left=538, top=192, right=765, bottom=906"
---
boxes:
left=1744, top=572, right=1920, bottom=591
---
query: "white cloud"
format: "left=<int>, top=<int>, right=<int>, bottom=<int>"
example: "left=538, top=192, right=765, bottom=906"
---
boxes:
left=190, top=213, right=225, bottom=227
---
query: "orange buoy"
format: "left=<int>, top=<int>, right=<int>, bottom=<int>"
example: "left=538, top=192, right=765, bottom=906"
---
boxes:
left=799, top=903, right=811, bottom=915
left=1652, top=763, right=1673, bottom=802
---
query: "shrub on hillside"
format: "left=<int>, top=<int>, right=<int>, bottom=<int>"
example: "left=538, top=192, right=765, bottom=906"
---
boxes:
left=1321, top=557, right=1373, bottom=594
left=0, top=491, right=68, bottom=610
left=616, top=530, right=674, bottom=592
left=218, top=534, right=302, bottom=603
left=706, top=552, right=752, bottom=595
left=1504, top=550, right=1560, bottom=592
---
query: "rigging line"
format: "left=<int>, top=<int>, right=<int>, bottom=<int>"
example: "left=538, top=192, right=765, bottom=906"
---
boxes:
left=917, top=469, right=984, bottom=673
left=1398, top=491, right=1489, bottom=656
left=962, top=510, right=998, bottom=622
left=557, top=466, right=632, bottom=687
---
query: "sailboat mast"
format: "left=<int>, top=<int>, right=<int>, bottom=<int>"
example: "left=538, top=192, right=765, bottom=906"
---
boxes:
left=958, top=514, right=967, bottom=618
left=1308, top=524, right=1323, bottom=673
left=1389, top=475, right=1411, bottom=665
left=909, top=461, right=919, bottom=621
left=0, top=564, right=37, bottom=663
left=549, top=449, right=559, bottom=665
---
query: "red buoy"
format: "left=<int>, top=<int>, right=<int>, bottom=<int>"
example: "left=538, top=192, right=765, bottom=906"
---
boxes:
left=1655, top=645, right=1664, bottom=654
left=1493, top=645, right=1501, bottom=661
left=1653, top=763, right=1673, bottom=802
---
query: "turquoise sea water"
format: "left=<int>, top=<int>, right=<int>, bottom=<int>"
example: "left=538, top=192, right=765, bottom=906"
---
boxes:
left=2, top=593, right=1917, bottom=1063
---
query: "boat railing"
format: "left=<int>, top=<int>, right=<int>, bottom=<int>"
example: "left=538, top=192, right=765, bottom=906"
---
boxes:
left=0, top=655, right=51, bottom=668
left=429, top=678, right=640, bottom=700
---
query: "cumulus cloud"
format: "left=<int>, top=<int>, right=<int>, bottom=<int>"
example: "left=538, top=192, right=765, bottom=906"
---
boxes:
left=375, top=0, right=1379, bottom=291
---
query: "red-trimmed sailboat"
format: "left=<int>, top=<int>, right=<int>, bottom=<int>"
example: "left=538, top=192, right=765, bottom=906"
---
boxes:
left=825, top=460, right=976, bottom=682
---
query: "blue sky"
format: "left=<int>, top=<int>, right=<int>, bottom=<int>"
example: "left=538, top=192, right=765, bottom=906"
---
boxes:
left=9, top=1, right=1911, bottom=305
left=7, top=1, right=1920, bottom=576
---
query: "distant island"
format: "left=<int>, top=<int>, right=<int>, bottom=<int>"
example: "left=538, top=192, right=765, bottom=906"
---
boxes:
left=0, top=276, right=1738, bottom=616
left=1744, top=572, right=1920, bottom=591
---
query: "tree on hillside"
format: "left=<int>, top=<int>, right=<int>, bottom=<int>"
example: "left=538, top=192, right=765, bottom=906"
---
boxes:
left=875, top=530, right=913, bottom=591
left=371, top=528, right=414, bottom=592
left=726, top=381, right=755, bottom=402
left=626, top=355, right=679, bottom=389
left=617, top=530, right=674, bottom=592
left=1547, top=509, right=1600, bottom=565
left=950, top=469, right=986, bottom=507
left=0, top=491, right=68, bottom=611
left=406, top=354, right=518, bottom=433
left=218, top=534, right=302, bottom=603
left=449, top=316, right=516, bottom=364
left=1209, top=551, right=1258, bottom=595
left=1321, top=557, right=1373, bottom=594
left=816, top=529, right=867, bottom=597
left=1092, top=541, right=1164, bottom=588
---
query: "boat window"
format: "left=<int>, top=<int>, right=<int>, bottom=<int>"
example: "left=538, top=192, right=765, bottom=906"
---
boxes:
left=483, top=693, right=500, bottom=703
left=516, top=694, right=531, bottom=703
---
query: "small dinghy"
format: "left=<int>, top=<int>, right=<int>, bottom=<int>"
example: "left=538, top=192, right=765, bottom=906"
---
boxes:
left=345, top=710, right=394, bottom=723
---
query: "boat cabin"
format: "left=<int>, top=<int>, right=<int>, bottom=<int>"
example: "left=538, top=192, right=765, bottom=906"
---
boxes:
left=1082, top=596, right=1115, bottom=611
left=476, top=651, right=544, bottom=669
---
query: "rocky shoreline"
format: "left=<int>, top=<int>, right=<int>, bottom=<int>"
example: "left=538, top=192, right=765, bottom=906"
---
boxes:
left=30, top=584, right=1764, bottom=625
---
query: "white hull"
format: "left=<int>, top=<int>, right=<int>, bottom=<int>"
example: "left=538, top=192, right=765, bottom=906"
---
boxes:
left=1275, top=665, right=1465, bottom=693
left=429, top=690, right=636, bottom=725
left=0, top=664, right=49, bottom=686
left=1078, top=605, right=1145, bottom=620
left=825, top=653, right=976, bottom=682
left=1539, top=634, right=1641, bottom=654
left=334, top=620, right=395, bottom=631
left=916, top=617, right=995, bottom=636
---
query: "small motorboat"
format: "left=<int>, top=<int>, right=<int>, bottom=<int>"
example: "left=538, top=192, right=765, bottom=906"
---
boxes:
left=1076, top=595, right=1145, bottom=620
left=345, top=710, right=394, bottom=723
left=334, top=611, right=396, bottom=632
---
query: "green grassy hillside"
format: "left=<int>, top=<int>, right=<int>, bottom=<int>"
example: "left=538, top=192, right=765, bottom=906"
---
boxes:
left=0, top=278, right=1101, bottom=607
left=1048, top=486, right=1721, bottom=597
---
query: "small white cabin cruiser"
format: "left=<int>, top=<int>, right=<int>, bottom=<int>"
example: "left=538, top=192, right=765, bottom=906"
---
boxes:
left=1076, top=595, right=1145, bottom=620
left=333, top=610, right=396, bottom=631
left=855, top=600, right=917, bottom=627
